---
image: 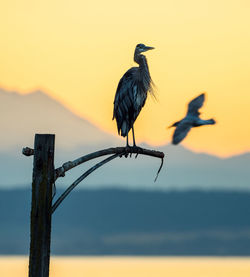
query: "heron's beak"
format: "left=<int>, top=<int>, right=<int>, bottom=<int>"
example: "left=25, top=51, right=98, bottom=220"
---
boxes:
left=144, top=46, right=155, bottom=52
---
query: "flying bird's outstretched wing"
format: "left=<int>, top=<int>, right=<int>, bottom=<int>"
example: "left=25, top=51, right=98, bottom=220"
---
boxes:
left=172, top=121, right=192, bottom=145
left=187, top=93, right=205, bottom=116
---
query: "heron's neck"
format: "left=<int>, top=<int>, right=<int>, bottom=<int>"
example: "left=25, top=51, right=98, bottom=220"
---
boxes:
left=134, top=53, right=150, bottom=75
left=134, top=52, right=153, bottom=93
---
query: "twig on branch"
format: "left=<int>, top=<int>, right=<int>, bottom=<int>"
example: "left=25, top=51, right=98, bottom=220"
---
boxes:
left=22, top=147, right=34, bottom=156
left=154, top=157, right=164, bottom=182
left=52, top=153, right=120, bottom=214
left=55, top=146, right=164, bottom=180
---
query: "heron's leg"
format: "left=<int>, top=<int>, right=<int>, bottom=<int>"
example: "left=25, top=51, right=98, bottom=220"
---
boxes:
left=132, top=125, right=141, bottom=158
left=123, top=134, right=130, bottom=158
left=132, top=125, right=136, bottom=147
left=126, top=134, right=129, bottom=147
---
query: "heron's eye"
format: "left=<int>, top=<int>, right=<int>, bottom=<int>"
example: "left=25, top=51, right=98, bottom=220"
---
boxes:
left=136, top=44, right=144, bottom=50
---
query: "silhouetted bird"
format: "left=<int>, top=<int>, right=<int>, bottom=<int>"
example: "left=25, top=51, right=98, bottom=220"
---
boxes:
left=113, top=43, right=155, bottom=147
left=169, top=93, right=215, bottom=145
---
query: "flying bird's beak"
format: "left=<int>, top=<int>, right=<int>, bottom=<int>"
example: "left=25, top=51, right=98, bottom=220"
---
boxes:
left=144, top=46, right=155, bottom=52
left=167, top=122, right=178, bottom=129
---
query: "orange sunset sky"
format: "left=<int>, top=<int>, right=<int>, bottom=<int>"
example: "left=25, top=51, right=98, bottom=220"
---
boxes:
left=0, top=0, right=250, bottom=157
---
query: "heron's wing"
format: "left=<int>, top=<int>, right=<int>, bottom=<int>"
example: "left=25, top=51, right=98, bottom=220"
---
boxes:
left=172, top=121, right=192, bottom=145
left=113, top=67, right=138, bottom=133
left=113, top=67, right=137, bottom=116
left=187, top=93, right=205, bottom=116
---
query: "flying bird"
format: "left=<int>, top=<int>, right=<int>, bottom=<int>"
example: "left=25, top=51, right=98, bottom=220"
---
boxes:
left=169, top=93, right=216, bottom=145
left=113, top=43, right=155, bottom=147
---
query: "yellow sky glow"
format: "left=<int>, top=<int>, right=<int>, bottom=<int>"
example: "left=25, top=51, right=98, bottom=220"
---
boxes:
left=0, top=0, right=250, bottom=157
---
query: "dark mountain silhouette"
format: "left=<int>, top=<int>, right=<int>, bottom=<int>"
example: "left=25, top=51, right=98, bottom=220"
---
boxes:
left=0, top=88, right=119, bottom=150
left=0, top=88, right=249, bottom=190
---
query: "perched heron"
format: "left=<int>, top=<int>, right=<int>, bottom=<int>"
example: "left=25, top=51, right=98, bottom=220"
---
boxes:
left=113, top=43, right=155, bottom=147
left=169, top=93, right=216, bottom=145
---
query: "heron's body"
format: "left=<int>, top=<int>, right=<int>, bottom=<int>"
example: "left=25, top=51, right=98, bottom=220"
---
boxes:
left=169, top=93, right=215, bottom=145
left=113, top=44, right=154, bottom=146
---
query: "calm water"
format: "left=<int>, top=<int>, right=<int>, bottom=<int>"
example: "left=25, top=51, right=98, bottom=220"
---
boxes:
left=1, top=256, right=250, bottom=277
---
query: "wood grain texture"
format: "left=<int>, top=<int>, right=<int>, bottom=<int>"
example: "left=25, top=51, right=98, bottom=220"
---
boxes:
left=29, top=134, right=55, bottom=277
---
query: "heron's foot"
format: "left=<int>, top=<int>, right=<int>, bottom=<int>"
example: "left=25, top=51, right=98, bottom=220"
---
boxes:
left=129, top=144, right=138, bottom=157
left=121, top=145, right=142, bottom=158
left=123, top=145, right=131, bottom=158
left=132, top=145, right=142, bottom=158
left=126, top=145, right=136, bottom=158
left=130, top=145, right=134, bottom=157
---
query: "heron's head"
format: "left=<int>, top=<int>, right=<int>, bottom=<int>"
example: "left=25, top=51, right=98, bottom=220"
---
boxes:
left=135, top=43, right=154, bottom=54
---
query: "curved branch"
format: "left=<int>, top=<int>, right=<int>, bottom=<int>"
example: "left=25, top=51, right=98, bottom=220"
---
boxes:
left=52, top=146, right=165, bottom=213
left=52, top=153, right=120, bottom=214
left=55, top=146, right=164, bottom=180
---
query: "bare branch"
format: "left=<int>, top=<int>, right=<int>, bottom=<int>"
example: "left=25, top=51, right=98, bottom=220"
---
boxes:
left=55, top=146, right=165, bottom=180
left=52, top=146, right=165, bottom=213
left=52, top=153, right=120, bottom=214
left=22, top=147, right=34, bottom=156
left=154, top=157, right=164, bottom=182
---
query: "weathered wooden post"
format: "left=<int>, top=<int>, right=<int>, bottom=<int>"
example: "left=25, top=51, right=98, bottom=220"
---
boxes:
left=22, top=133, right=164, bottom=277
left=28, top=134, right=55, bottom=277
